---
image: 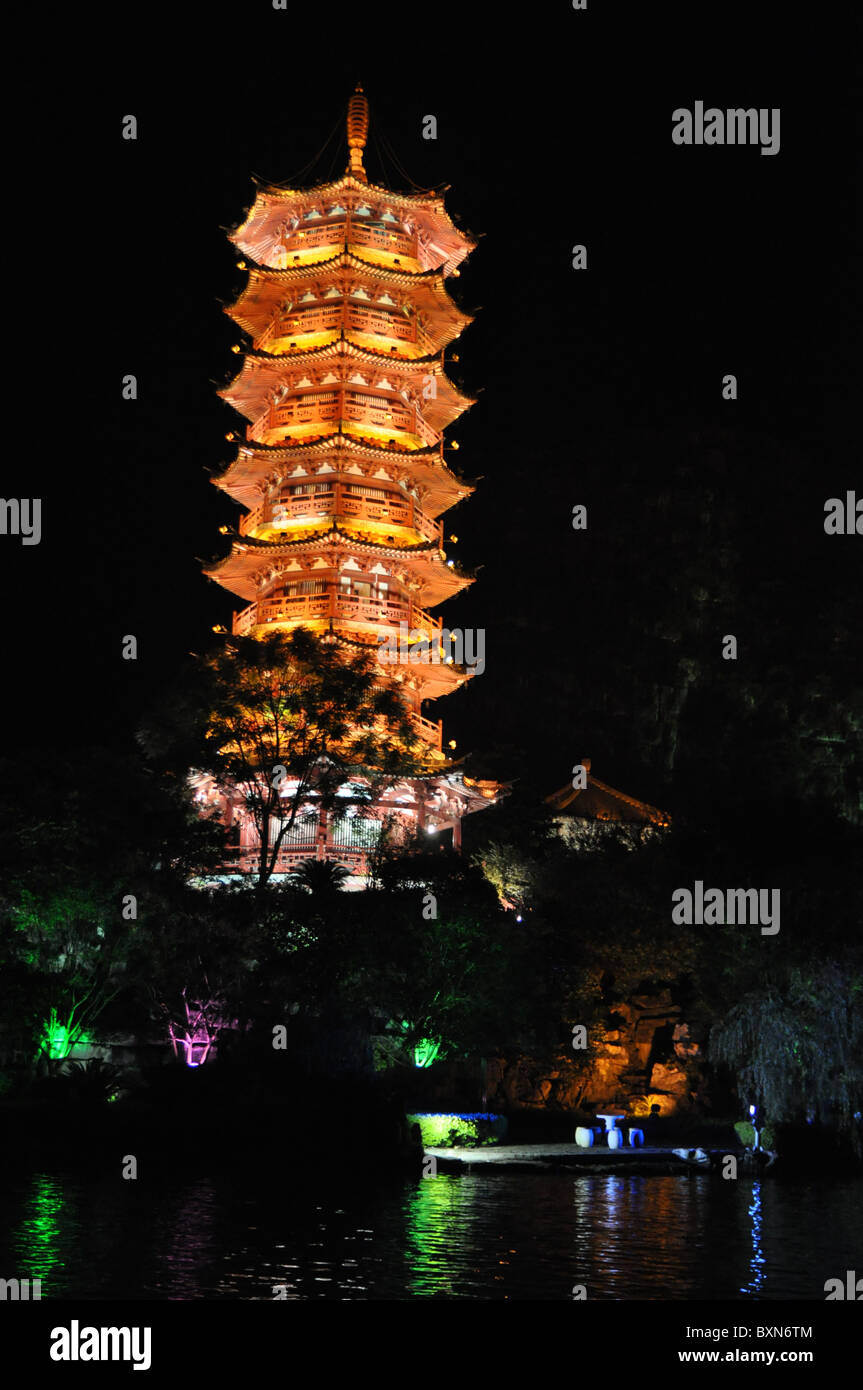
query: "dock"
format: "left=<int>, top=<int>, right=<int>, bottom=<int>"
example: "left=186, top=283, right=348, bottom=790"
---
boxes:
left=424, top=1143, right=733, bottom=1171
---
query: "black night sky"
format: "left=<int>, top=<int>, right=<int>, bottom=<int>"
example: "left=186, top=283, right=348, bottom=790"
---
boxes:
left=8, top=2, right=859, bottom=818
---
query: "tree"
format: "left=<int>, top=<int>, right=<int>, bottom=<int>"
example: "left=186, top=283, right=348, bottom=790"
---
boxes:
left=709, top=961, right=863, bottom=1150
left=127, top=884, right=254, bottom=1068
left=287, top=859, right=352, bottom=895
left=144, top=628, right=437, bottom=888
left=1, top=886, right=130, bottom=1067
left=0, top=746, right=223, bottom=901
left=0, top=742, right=223, bottom=1074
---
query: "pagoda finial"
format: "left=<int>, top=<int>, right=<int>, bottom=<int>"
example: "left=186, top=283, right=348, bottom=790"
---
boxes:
left=347, top=83, right=369, bottom=183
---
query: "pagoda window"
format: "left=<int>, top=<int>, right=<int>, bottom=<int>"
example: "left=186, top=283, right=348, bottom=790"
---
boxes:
left=339, top=574, right=388, bottom=601
left=341, top=578, right=372, bottom=599
left=354, top=205, right=371, bottom=217
left=331, top=816, right=381, bottom=850
left=285, top=481, right=332, bottom=497
left=345, top=483, right=389, bottom=502
left=276, top=813, right=319, bottom=848
left=279, top=577, right=326, bottom=597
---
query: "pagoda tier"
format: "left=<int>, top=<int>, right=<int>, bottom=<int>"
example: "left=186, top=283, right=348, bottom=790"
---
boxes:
left=225, top=258, right=472, bottom=357
left=213, top=436, right=473, bottom=518
left=229, top=179, right=474, bottom=277
left=234, top=473, right=448, bottom=546
left=205, top=528, right=471, bottom=607
left=201, top=87, right=504, bottom=870
left=218, top=344, right=474, bottom=440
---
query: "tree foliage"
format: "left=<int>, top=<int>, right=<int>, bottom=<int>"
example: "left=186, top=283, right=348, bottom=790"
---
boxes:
left=142, top=628, right=438, bottom=886
left=1, top=885, right=130, bottom=1063
left=710, top=962, right=863, bottom=1147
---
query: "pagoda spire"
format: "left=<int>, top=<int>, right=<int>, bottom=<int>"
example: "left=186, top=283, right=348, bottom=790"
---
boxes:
left=346, top=83, right=369, bottom=182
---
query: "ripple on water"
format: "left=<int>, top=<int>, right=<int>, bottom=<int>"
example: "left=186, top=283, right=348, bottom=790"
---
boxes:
left=0, top=1167, right=860, bottom=1299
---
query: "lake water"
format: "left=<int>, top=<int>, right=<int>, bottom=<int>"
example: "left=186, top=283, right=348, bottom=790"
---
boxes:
left=1, top=1167, right=860, bottom=1300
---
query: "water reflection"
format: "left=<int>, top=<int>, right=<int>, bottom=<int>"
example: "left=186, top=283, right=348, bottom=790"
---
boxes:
left=0, top=1168, right=860, bottom=1300
left=13, top=1174, right=69, bottom=1288
left=150, top=1182, right=220, bottom=1299
left=741, top=1182, right=766, bottom=1296
left=404, top=1172, right=475, bottom=1297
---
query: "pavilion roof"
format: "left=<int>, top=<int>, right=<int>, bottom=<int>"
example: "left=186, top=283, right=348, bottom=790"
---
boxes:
left=546, top=766, right=670, bottom=826
left=451, top=770, right=511, bottom=812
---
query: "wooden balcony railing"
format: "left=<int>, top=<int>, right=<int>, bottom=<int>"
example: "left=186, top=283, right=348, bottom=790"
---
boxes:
left=249, top=386, right=436, bottom=447
left=268, top=302, right=420, bottom=347
left=233, top=593, right=331, bottom=634
left=273, top=223, right=344, bottom=258
left=273, top=303, right=342, bottom=338
left=272, top=217, right=418, bottom=265
left=239, top=486, right=443, bottom=544
left=414, top=713, right=443, bottom=749
left=249, top=406, right=438, bottom=451
left=346, top=304, right=417, bottom=342
left=348, top=223, right=417, bottom=260
left=220, top=843, right=368, bottom=875
left=232, top=590, right=443, bottom=639
left=343, top=398, right=414, bottom=432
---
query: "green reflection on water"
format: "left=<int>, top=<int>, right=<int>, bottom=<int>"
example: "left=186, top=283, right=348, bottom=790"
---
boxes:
left=15, top=1174, right=67, bottom=1283
left=404, top=1174, right=475, bottom=1297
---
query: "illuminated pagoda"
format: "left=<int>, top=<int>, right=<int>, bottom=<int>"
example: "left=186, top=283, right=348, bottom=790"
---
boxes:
left=197, top=87, right=501, bottom=882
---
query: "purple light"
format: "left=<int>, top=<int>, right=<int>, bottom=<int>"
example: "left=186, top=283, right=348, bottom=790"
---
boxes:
left=167, top=997, right=236, bottom=1068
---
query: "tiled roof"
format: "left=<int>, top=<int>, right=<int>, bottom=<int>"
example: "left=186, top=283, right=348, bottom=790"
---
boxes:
left=546, top=770, right=670, bottom=825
